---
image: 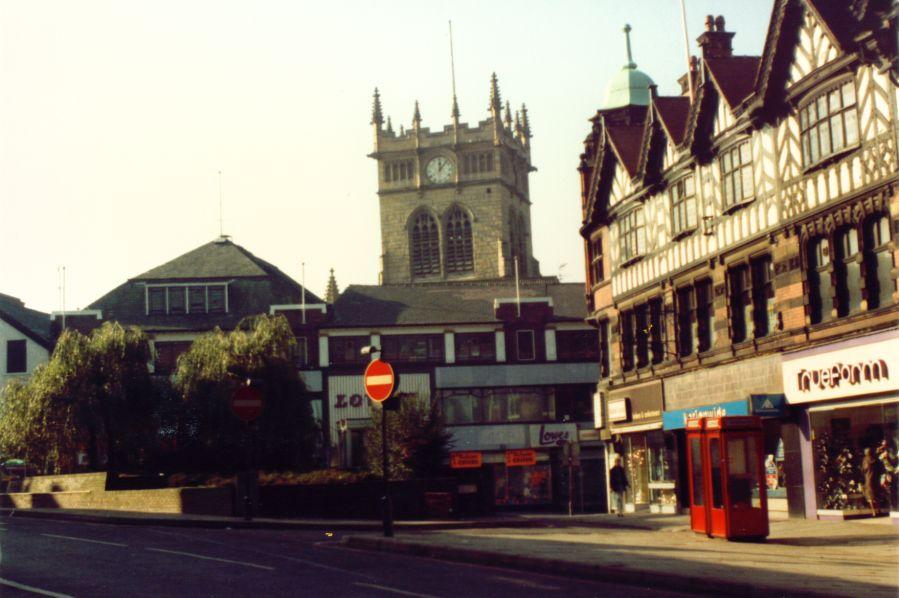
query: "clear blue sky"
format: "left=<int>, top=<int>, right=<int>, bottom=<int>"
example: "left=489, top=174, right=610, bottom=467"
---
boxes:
left=0, top=0, right=774, bottom=312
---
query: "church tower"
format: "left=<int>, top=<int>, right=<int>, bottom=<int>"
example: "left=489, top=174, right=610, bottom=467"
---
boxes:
left=369, top=75, right=540, bottom=285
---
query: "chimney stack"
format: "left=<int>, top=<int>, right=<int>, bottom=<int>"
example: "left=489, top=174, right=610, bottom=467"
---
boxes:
left=696, top=14, right=734, bottom=59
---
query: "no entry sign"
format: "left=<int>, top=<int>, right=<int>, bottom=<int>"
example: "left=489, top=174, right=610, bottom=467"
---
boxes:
left=231, top=385, right=263, bottom=422
left=363, top=359, right=395, bottom=402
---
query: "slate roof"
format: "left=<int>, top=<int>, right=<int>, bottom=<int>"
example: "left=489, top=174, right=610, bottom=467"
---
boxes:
left=328, top=279, right=588, bottom=327
left=654, top=97, right=691, bottom=146
left=89, top=239, right=322, bottom=332
left=606, top=125, right=644, bottom=177
left=0, top=293, right=52, bottom=348
left=705, top=56, right=762, bottom=108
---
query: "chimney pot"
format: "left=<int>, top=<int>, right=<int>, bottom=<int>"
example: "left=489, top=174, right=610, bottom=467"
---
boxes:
left=715, top=15, right=725, bottom=32
left=705, top=15, right=714, bottom=31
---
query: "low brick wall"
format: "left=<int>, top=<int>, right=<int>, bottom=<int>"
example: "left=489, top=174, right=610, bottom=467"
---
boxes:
left=1, top=475, right=232, bottom=516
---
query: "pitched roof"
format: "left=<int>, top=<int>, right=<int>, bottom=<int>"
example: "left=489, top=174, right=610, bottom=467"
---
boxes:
left=653, top=96, right=691, bottom=145
left=605, top=125, right=644, bottom=177
left=705, top=56, right=762, bottom=109
left=0, top=293, right=52, bottom=348
left=134, top=238, right=291, bottom=281
left=329, top=279, right=588, bottom=327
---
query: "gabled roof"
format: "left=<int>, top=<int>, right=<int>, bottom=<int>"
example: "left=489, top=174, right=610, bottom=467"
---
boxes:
left=134, top=238, right=292, bottom=281
left=653, top=96, right=691, bottom=146
left=605, top=125, right=644, bottom=177
left=705, top=56, right=762, bottom=109
left=329, top=279, right=587, bottom=327
left=0, top=293, right=52, bottom=349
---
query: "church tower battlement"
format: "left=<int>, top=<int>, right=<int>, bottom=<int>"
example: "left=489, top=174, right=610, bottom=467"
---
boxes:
left=369, top=75, right=540, bottom=285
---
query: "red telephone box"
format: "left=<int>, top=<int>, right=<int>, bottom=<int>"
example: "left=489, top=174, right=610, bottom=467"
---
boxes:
left=686, top=416, right=768, bottom=540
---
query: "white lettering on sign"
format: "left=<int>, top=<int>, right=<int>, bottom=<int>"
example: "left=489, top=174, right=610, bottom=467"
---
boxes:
left=682, top=406, right=727, bottom=427
left=796, top=360, right=889, bottom=392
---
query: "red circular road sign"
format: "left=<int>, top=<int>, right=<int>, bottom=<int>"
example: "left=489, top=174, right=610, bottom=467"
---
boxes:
left=363, top=359, right=395, bottom=403
left=231, top=385, right=263, bottom=422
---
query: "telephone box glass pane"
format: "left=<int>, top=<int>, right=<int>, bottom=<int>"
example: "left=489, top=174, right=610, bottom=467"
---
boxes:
left=727, top=437, right=761, bottom=508
left=710, top=438, right=724, bottom=509
left=691, top=437, right=704, bottom=506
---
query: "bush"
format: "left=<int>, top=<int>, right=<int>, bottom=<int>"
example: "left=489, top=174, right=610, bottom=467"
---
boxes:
left=165, top=469, right=373, bottom=488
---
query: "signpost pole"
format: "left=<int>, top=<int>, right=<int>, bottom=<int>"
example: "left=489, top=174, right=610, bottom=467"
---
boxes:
left=381, top=403, right=393, bottom=537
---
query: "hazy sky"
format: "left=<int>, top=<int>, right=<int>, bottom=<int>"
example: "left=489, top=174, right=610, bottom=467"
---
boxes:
left=1, top=0, right=774, bottom=313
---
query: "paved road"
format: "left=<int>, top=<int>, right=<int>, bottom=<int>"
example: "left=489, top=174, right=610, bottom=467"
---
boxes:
left=0, top=514, right=692, bottom=597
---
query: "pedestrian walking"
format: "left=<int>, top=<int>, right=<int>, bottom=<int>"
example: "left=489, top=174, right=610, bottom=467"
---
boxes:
left=609, top=456, right=629, bottom=517
left=861, top=447, right=878, bottom=517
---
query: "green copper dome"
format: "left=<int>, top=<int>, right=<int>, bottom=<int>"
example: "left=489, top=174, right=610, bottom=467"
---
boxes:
left=600, top=24, right=654, bottom=110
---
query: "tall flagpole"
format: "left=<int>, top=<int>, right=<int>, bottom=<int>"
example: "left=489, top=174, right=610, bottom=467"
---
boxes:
left=301, top=262, right=306, bottom=325
left=679, top=0, right=695, bottom=101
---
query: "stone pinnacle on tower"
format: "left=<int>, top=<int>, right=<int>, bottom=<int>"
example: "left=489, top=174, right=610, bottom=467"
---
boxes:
left=325, top=268, right=340, bottom=304
left=371, top=88, right=384, bottom=126
left=412, top=100, right=422, bottom=129
left=514, top=110, right=522, bottom=139
left=489, top=72, right=502, bottom=115
left=385, top=116, right=394, bottom=135
left=504, top=101, right=513, bottom=129
left=521, top=103, right=531, bottom=140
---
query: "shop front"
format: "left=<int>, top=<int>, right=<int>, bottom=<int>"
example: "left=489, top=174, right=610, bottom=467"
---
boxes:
left=607, top=381, right=677, bottom=513
left=782, top=329, right=899, bottom=522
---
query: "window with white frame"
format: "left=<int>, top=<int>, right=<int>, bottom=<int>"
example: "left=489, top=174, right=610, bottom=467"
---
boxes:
left=670, top=176, right=697, bottom=236
left=720, top=141, right=753, bottom=210
left=619, top=208, right=646, bottom=263
left=800, top=81, right=858, bottom=168
left=146, top=284, right=227, bottom=315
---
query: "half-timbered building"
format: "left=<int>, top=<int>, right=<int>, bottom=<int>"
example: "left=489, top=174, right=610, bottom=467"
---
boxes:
left=580, top=1, right=898, bottom=521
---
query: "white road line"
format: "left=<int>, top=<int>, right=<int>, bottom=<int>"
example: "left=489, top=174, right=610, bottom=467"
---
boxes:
left=42, top=533, right=127, bottom=547
left=491, top=575, right=561, bottom=590
left=352, top=582, right=440, bottom=598
left=0, top=577, right=74, bottom=598
left=145, top=547, right=275, bottom=571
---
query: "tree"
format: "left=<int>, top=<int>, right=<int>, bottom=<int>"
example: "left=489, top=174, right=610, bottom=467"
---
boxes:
left=172, top=314, right=317, bottom=472
left=365, top=395, right=452, bottom=480
left=0, top=323, right=157, bottom=473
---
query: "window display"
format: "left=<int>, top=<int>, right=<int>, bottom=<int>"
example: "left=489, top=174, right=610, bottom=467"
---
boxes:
left=492, top=463, right=552, bottom=506
left=647, top=430, right=678, bottom=512
left=811, top=402, right=898, bottom=513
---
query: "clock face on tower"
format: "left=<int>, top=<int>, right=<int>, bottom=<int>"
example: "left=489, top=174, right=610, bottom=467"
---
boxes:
left=425, top=156, right=455, bottom=184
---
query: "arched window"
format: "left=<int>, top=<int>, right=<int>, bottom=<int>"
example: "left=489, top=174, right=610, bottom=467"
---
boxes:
left=410, top=212, right=440, bottom=277
left=445, top=207, right=474, bottom=273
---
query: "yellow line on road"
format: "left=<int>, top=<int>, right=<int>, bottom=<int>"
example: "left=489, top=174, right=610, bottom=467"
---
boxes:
left=146, top=547, right=275, bottom=571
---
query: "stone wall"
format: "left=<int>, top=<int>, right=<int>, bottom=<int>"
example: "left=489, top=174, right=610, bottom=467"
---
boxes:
left=663, top=353, right=783, bottom=411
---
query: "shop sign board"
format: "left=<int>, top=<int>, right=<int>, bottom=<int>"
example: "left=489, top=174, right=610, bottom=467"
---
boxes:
left=749, top=394, right=788, bottom=417
left=608, top=381, right=663, bottom=433
left=529, top=423, right=577, bottom=447
left=781, top=329, right=899, bottom=405
left=450, top=451, right=483, bottom=469
left=593, top=391, right=604, bottom=429
left=505, top=449, right=537, bottom=467
left=663, top=400, right=749, bottom=430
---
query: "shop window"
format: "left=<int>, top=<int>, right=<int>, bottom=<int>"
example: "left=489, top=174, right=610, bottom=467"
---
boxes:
left=670, top=175, right=697, bottom=237
left=806, top=237, right=833, bottom=324
left=619, top=208, right=646, bottom=263
left=864, top=215, right=894, bottom=310
left=328, top=336, right=369, bottom=366
left=493, top=463, right=553, bottom=506
left=454, top=332, right=495, bottom=363
left=6, top=339, right=26, bottom=373
left=556, top=330, right=599, bottom=361
left=598, top=320, right=610, bottom=378
left=835, top=227, right=862, bottom=316
left=515, top=329, right=536, bottom=361
left=349, top=429, right=367, bottom=470
left=168, top=287, right=186, bottom=314
left=720, top=141, right=753, bottom=211
left=381, top=334, right=443, bottom=363
left=589, top=235, right=604, bottom=285
left=648, top=431, right=678, bottom=512
left=800, top=81, right=858, bottom=169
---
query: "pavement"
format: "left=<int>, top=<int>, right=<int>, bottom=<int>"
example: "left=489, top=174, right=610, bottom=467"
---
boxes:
left=3, top=507, right=897, bottom=597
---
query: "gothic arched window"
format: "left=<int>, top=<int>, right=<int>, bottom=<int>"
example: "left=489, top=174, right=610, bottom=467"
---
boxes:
left=445, top=207, right=474, bottom=274
left=410, top=211, right=441, bottom=277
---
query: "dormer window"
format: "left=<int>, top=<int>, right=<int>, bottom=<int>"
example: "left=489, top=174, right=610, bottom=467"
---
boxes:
left=720, top=141, right=753, bottom=211
left=146, top=283, right=228, bottom=315
left=619, top=207, right=646, bottom=264
left=800, top=81, right=858, bottom=169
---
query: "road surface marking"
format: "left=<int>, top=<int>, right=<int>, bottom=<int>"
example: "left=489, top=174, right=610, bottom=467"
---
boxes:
left=0, top=577, right=73, bottom=598
left=146, top=547, right=275, bottom=571
left=352, top=583, right=440, bottom=598
left=42, top=533, right=127, bottom=547
left=491, top=575, right=560, bottom=590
